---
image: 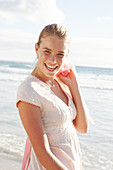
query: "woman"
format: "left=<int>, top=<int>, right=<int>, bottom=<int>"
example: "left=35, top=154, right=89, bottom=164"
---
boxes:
left=16, top=24, right=89, bottom=170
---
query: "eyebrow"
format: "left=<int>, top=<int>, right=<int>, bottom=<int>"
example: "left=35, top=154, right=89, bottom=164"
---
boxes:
left=57, top=51, right=65, bottom=54
left=43, top=47, right=65, bottom=53
left=43, top=47, right=52, bottom=51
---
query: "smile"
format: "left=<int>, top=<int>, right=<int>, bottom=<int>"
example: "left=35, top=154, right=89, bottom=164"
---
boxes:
left=45, top=63, right=58, bottom=72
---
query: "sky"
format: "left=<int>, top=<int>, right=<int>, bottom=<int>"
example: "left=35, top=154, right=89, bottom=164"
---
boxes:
left=0, top=0, right=113, bottom=68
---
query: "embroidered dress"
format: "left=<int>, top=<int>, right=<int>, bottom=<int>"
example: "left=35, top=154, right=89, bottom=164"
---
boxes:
left=16, top=75, right=81, bottom=170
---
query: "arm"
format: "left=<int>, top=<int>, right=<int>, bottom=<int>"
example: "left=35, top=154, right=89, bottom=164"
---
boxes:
left=18, top=101, right=67, bottom=170
left=69, top=79, right=89, bottom=134
left=57, top=69, right=89, bottom=134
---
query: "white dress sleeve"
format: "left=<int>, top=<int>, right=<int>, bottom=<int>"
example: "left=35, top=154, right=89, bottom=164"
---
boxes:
left=16, top=80, right=42, bottom=109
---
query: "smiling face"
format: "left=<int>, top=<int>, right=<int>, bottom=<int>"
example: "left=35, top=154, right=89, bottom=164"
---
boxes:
left=35, top=35, right=69, bottom=81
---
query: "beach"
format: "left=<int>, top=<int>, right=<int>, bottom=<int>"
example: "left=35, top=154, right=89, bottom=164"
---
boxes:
left=0, top=152, right=21, bottom=170
left=0, top=60, right=113, bottom=170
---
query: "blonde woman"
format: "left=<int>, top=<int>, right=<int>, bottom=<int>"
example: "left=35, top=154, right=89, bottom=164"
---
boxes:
left=16, top=24, right=89, bottom=170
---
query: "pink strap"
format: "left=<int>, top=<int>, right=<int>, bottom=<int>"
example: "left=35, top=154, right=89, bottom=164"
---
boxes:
left=21, top=137, right=31, bottom=170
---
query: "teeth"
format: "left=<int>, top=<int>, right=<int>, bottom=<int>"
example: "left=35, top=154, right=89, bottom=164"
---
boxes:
left=46, top=64, right=58, bottom=69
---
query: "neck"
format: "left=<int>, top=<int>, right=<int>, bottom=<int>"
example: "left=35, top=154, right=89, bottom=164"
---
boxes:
left=31, top=67, right=56, bottom=87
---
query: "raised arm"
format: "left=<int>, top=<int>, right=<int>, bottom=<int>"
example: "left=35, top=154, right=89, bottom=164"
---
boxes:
left=18, top=101, right=67, bottom=170
left=68, top=77, right=89, bottom=134
left=57, top=69, right=89, bottom=134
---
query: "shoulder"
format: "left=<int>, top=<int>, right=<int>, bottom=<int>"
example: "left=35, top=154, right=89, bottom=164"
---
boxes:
left=17, top=75, right=32, bottom=95
left=16, top=75, right=43, bottom=108
left=17, top=75, right=43, bottom=94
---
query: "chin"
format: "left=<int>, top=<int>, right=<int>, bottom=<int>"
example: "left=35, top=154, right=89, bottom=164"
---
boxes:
left=45, top=67, right=60, bottom=77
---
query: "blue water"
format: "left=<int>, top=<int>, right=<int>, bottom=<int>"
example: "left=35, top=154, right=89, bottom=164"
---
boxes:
left=0, top=60, right=113, bottom=170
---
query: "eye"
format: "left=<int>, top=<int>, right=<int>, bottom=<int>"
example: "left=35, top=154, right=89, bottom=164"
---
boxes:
left=57, top=53, right=64, bottom=58
left=44, top=50, right=51, bottom=54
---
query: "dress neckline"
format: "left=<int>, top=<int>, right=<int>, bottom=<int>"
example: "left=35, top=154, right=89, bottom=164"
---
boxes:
left=29, top=74, right=70, bottom=107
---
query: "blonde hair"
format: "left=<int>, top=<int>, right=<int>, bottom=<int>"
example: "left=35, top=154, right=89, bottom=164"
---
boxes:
left=37, top=24, right=71, bottom=46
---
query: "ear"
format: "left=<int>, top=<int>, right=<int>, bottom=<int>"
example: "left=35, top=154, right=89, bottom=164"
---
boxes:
left=35, top=43, right=39, bottom=53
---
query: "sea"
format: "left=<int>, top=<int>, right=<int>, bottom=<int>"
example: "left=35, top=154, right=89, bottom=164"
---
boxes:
left=0, top=60, right=113, bottom=170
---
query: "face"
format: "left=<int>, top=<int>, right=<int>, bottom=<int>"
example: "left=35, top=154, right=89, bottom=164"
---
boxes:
left=35, top=35, right=69, bottom=80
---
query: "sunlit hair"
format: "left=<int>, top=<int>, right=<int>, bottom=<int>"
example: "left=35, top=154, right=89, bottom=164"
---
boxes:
left=37, top=24, right=71, bottom=46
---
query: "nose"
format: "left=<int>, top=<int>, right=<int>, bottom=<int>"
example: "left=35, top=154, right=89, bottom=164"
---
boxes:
left=51, top=55, right=57, bottom=63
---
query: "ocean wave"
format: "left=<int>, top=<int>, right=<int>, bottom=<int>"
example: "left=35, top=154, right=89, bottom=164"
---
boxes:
left=0, top=72, right=27, bottom=82
left=0, top=65, right=31, bottom=75
left=80, top=85, right=113, bottom=91
left=78, top=74, right=113, bottom=90
left=0, top=61, right=113, bottom=90
left=0, top=133, right=26, bottom=157
left=0, top=73, right=113, bottom=90
left=81, top=144, right=113, bottom=170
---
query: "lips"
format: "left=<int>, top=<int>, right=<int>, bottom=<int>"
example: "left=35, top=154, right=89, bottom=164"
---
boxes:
left=45, top=63, right=58, bottom=72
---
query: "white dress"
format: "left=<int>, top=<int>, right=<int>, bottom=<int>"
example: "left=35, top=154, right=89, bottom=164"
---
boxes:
left=16, top=74, right=81, bottom=170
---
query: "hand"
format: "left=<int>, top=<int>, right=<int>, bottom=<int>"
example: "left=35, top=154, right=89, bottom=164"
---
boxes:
left=56, top=68, right=79, bottom=89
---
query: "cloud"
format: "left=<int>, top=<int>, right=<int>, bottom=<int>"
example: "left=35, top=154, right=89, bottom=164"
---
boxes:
left=0, top=28, right=37, bottom=62
left=96, top=17, right=112, bottom=22
left=0, top=29, right=36, bottom=47
left=69, top=37, right=113, bottom=68
left=0, top=0, right=64, bottom=23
